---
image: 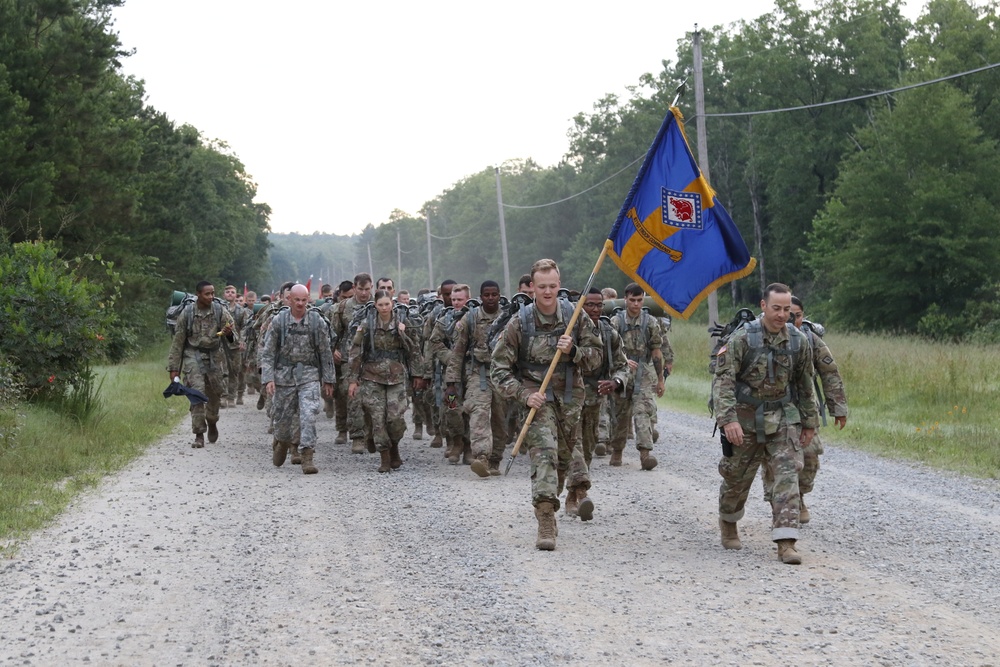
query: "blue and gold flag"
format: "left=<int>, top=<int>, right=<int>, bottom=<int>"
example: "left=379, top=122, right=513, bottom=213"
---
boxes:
left=606, top=107, right=756, bottom=319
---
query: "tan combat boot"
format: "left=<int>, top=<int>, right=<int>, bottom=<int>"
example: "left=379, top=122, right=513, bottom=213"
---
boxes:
left=273, top=440, right=289, bottom=467
left=290, top=444, right=301, bottom=465
left=462, top=440, right=473, bottom=465
left=719, top=519, right=742, bottom=550
left=335, top=431, right=347, bottom=445
left=351, top=439, right=365, bottom=454
left=193, top=433, right=205, bottom=449
left=564, top=488, right=579, bottom=517
left=236, top=393, right=244, bottom=406
left=431, top=432, right=443, bottom=448
left=534, top=502, right=557, bottom=550
left=576, top=487, right=594, bottom=522
left=609, top=448, right=623, bottom=467
left=300, top=447, right=318, bottom=474
left=639, top=448, right=658, bottom=470
left=488, top=459, right=501, bottom=476
left=389, top=443, right=403, bottom=469
left=413, top=424, right=423, bottom=441
left=594, top=442, right=607, bottom=457
left=799, top=499, right=811, bottom=524
left=378, top=449, right=392, bottom=473
left=470, top=454, right=490, bottom=478
left=446, top=437, right=462, bottom=465
left=777, top=539, right=802, bottom=564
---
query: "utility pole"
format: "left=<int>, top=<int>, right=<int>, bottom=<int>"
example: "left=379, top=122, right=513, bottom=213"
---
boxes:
left=494, top=166, right=513, bottom=298
left=367, top=242, right=374, bottom=279
left=425, top=213, right=434, bottom=289
left=396, top=230, right=402, bottom=289
left=693, top=25, right=721, bottom=334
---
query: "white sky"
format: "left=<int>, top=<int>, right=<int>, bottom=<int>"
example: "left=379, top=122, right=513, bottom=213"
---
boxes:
left=110, top=0, right=918, bottom=236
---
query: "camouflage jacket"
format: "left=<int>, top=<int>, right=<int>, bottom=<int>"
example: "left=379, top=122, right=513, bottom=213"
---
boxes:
left=582, top=318, right=632, bottom=391
left=490, top=302, right=602, bottom=405
left=802, top=325, right=849, bottom=419
left=347, top=313, right=420, bottom=386
left=166, top=302, right=236, bottom=375
left=712, top=316, right=819, bottom=435
left=444, top=306, right=501, bottom=385
left=614, top=310, right=664, bottom=391
left=223, top=302, right=250, bottom=350
left=259, top=309, right=336, bottom=386
left=423, top=308, right=461, bottom=380
left=330, top=296, right=370, bottom=357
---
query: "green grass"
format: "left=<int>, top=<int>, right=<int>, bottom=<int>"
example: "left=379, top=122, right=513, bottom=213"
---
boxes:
left=661, top=317, right=1000, bottom=479
left=0, top=341, right=185, bottom=552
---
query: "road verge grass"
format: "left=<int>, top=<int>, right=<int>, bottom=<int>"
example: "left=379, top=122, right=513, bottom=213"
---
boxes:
left=0, top=341, right=184, bottom=553
left=662, top=318, right=1000, bottom=478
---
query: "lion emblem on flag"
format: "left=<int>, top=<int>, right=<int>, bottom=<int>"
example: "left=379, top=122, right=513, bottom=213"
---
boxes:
left=661, top=188, right=704, bottom=230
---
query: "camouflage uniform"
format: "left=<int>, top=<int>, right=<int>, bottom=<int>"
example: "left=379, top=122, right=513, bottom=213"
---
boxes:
left=490, top=302, right=602, bottom=508
left=223, top=301, right=250, bottom=403
left=427, top=309, right=468, bottom=450
left=167, top=301, right=235, bottom=436
left=762, top=323, right=848, bottom=500
left=260, top=308, right=336, bottom=451
left=580, top=318, right=631, bottom=466
left=317, top=297, right=339, bottom=421
left=446, top=306, right=507, bottom=465
left=347, top=312, right=422, bottom=453
left=420, top=303, right=449, bottom=443
left=610, top=310, right=664, bottom=453
left=330, top=296, right=371, bottom=442
left=713, top=316, right=819, bottom=542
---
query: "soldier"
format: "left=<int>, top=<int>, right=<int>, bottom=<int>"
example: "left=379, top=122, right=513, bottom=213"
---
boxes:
left=348, top=290, right=424, bottom=473
left=260, top=284, right=336, bottom=475
left=580, top=288, right=631, bottom=471
left=713, top=283, right=819, bottom=565
left=428, top=283, right=470, bottom=464
left=761, top=296, right=848, bottom=523
left=221, top=284, right=250, bottom=407
left=608, top=283, right=667, bottom=470
left=397, top=289, right=411, bottom=305
left=421, top=279, right=457, bottom=449
left=445, top=280, right=508, bottom=477
left=376, top=277, right=394, bottom=297
left=243, top=291, right=259, bottom=396
left=331, top=273, right=374, bottom=451
left=491, top=259, right=602, bottom=549
left=166, top=281, right=236, bottom=448
left=517, top=274, right=533, bottom=299
left=250, top=282, right=294, bottom=412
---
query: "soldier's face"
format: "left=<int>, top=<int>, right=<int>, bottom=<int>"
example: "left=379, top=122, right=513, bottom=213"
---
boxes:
left=625, top=293, right=645, bottom=317
left=355, top=281, right=372, bottom=303
left=760, top=292, right=792, bottom=333
left=451, top=290, right=469, bottom=311
left=480, top=286, right=500, bottom=313
left=398, top=292, right=410, bottom=305
left=377, top=281, right=394, bottom=297
left=441, top=284, right=454, bottom=307
left=340, top=287, right=354, bottom=301
left=583, top=294, right=603, bottom=323
left=375, top=295, right=393, bottom=319
left=531, top=270, right=560, bottom=313
left=519, top=283, right=533, bottom=298
left=290, top=288, right=309, bottom=317
left=246, top=296, right=256, bottom=307
left=223, top=287, right=237, bottom=302
left=790, top=304, right=804, bottom=329
left=197, top=285, right=215, bottom=308
left=236, top=295, right=245, bottom=306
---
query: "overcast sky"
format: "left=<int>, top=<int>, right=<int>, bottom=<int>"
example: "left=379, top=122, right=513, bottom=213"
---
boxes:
left=110, top=0, right=916, bottom=237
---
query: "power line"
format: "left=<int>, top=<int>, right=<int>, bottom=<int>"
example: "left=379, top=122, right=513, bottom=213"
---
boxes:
left=501, top=62, right=1000, bottom=209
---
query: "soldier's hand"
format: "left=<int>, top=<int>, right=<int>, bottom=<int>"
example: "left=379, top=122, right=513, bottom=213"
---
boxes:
left=655, top=380, right=665, bottom=397
left=397, top=322, right=405, bottom=333
left=834, top=416, right=847, bottom=430
left=412, top=377, right=427, bottom=391
left=722, top=422, right=743, bottom=447
left=322, top=382, right=334, bottom=399
left=627, top=359, right=638, bottom=371
left=556, top=335, right=574, bottom=355
left=334, top=350, right=343, bottom=363
left=168, top=371, right=179, bottom=383
left=265, top=381, right=276, bottom=396
left=348, top=382, right=358, bottom=399
left=221, top=323, right=234, bottom=336
left=526, top=391, right=546, bottom=410
left=597, top=379, right=618, bottom=395
left=800, top=427, right=815, bottom=447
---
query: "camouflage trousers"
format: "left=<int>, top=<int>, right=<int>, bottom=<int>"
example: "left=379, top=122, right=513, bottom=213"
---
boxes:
left=410, top=384, right=432, bottom=429
left=359, top=381, right=408, bottom=452
left=224, top=346, right=243, bottom=400
left=610, top=377, right=657, bottom=451
left=762, top=432, right=823, bottom=499
left=181, top=349, right=225, bottom=434
left=423, top=380, right=442, bottom=434
left=271, top=381, right=322, bottom=448
left=524, top=390, right=587, bottom=510
left=719, top=423, right=804, bottom=542
left=441, top=387, right=466, bottom=441
left=597, top=397, right=611, bottom=446
left=336, top=371, right=365, bottom=439
left=462, top=377, right=507, bottom=462
left=580, top=386, right=604, bottom=467
left=329, top=363, right=347, bottom=432
left=244, top=363, right=261, bottom=392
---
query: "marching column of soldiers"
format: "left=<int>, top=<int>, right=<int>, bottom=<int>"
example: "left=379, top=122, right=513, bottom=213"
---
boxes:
left=167, top=264, right=847, bottom=564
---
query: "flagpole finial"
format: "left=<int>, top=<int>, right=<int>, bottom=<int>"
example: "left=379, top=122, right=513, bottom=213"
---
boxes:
left=671, top=81, right=688, bottom=108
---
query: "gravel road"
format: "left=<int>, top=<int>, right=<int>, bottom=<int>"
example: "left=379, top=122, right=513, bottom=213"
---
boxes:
left=2, top=399, right=1000, bottom=666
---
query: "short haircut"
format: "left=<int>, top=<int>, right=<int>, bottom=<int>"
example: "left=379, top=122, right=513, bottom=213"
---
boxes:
left=791, top=295, right=803, bottom=309
left=518, top=273, right=532, bottom=288
left=225, top=284, right=236, bottom=291
left=354, top=272, right=372, bottom=287
left=320, top=283, right=333, bottom=295
left=601, top=287, right=618, bottom=299
left=440, top=279, right=457, bottom=289
left=588, top=287, right=602, bottom=296
left=763, top=283, right=791, bottom=301
left=246, top=291, right=257, bottom=300
left=260, top=295, right=272, bottom=302
left=480, top=280, right=500, bottom=293
left=376, top=277, right=394, bottom=289
left=195, top=280, right=213, bottom=293
left=451, top=283, right=471, bottom=296
left=338, top=280, right=354, bottom=292
left=417, top=288, right=431, bottom=296
left=624, top=283, right=644, bottom=298
left=530, top=259, right=559, bottom=280
left=280, top=281, right=295, bottom=295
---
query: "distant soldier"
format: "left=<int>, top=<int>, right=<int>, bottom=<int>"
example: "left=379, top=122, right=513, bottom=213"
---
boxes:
left=491, top=259, right=602, bottom=549
left=761, top=295, right=848, bottom=524
left=421, top=279, right=457, bottom=449
left=713, top=283, right=819, bottom=565
left=260, top=284, right=336, bottom=474
left=517, top=273, right=534, bottom=299
left=243, top=290, right=259, bottom=396
left=446, top=280, right=507, bottom=477
left=428, top=283, right=470, bottom=464
left=608, top=283, right=667, bottom=470
left=166, top=281, right=235, bottom=448
left=330, top=273, right=373, bottom=451
left=221, top=284, right=250, bottom=407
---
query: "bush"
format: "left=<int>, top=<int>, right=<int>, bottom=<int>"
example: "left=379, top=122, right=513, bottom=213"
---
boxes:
left=0, top=241, right=119, bottom=398
left=0, top=354, right=23, bottom=450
